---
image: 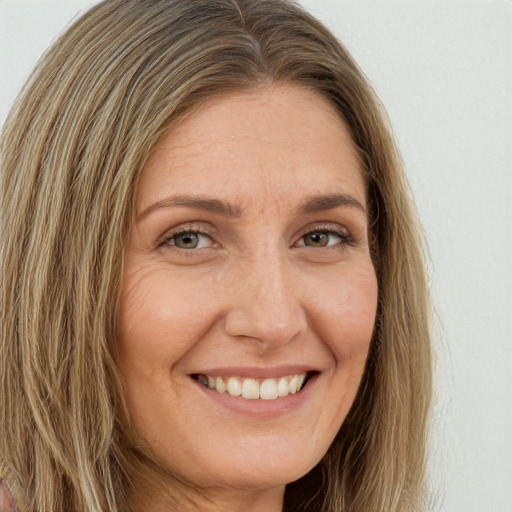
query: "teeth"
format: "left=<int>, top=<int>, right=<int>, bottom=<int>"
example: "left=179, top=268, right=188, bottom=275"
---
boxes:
left=197, top=373, right=309, bottom=400
left=242, top=378, right=260, bottom=399
left=227, top=377, right=242, bottom=396
left=277, top=377, right=289, bottom=397
left=260, top=378, right=278, bottom=400
left=215, top=376, right=226, bottom=393
left=197, top=374, right=208, bottom=386
left=288, top=375, right=299, bottom=394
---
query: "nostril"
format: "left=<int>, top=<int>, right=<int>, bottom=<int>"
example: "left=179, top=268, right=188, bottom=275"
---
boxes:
left=224, top=307, right=307, bottom=347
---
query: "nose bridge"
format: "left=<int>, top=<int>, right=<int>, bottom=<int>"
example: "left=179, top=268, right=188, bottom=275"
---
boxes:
left=224, top=244, right=307, bottom=346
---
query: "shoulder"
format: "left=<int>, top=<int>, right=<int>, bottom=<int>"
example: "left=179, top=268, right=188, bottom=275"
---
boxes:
left=0, top=478, right=20, bottom=512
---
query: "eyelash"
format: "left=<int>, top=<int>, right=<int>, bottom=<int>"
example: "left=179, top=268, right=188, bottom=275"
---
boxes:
left=159, top=226, right=216, bottom=250
left=295, top=227, right=353, bottom=249
left=158, top=225, right=353, bottom=252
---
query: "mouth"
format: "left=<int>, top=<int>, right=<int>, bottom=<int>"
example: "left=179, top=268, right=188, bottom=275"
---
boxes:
left=191, top=372, right=313, bottom=400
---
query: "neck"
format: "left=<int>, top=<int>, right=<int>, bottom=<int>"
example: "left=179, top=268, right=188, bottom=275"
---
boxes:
left=129, top=480, right=285, bottom=512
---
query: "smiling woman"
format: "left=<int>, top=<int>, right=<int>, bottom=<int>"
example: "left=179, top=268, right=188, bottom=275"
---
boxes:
left=0, top=1, right=432, bottom=511
left=116, top=85, right=378, bottom=510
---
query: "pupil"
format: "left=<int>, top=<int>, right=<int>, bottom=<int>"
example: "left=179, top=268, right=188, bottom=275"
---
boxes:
left=176, top=233, right=199, bottom=248
left=307, top=233, right=327, bottom=246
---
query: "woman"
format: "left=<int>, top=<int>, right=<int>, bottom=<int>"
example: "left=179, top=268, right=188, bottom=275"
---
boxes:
left=0, top=0, right=432, bottom=511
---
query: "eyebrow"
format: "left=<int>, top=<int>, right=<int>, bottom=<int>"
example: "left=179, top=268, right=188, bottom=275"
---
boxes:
left=298, top=193, right=367, bottom=216
left=136, top=192, right=366, bottom=222
left=137, top=196, right=242, bottom=221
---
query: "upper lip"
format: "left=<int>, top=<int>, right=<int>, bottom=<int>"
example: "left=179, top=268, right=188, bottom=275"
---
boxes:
left=190, top=364, right=320, bottom=379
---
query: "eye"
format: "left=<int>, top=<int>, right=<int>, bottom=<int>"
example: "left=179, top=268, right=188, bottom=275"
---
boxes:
left=164, top=230, right=214, bottom=250
left=297, top=229, right=350, bottom=248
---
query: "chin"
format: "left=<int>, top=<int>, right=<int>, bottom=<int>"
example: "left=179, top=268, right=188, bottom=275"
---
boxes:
left=162, top=432, right=328, bottom=492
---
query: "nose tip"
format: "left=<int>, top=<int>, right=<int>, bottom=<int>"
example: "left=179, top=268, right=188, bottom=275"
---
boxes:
left=223, top=261, right=307, bottom=348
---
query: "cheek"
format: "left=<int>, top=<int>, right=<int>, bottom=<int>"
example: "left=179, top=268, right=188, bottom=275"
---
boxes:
left=116, top=261, right=217, bottom=368
left=312, top=264, right=378, bottom=355
left=313, top=263, right=377, bottom=411
left=301, top=263, right=377, bottom=446
left=115, top=262, right=219, bottom=439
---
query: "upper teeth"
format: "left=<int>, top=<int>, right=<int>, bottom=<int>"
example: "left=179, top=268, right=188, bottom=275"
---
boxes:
left=197, top=373, right=308, bottom=400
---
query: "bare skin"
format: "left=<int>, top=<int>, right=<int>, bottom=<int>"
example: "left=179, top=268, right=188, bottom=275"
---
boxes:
left=117, top=84, right=378, bottom=511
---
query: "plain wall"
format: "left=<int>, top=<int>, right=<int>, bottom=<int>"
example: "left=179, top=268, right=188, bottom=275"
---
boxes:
left=1, top=1, right=511, bottom=510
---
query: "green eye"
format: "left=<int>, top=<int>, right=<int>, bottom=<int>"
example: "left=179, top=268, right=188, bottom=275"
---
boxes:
left=172, top=233, right=200, bottom=249
left=162, top=228, right=215, bottom=251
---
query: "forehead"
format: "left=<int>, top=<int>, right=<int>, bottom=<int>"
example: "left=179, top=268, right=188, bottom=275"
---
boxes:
left=137, top=84, right=366, bottom=212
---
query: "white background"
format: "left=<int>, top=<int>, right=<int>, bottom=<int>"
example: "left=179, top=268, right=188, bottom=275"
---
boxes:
left=1, top=1, right=511, bottom=510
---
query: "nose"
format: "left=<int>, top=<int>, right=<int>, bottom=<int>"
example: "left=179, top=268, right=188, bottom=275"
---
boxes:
left=223, top=254, right=308, bottom=348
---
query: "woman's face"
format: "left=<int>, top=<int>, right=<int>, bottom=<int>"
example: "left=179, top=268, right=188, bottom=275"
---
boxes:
left=116, top=85, right=378, bottom=496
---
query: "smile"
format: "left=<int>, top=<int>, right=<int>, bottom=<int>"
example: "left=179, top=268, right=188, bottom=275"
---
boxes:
left=193, top=373, right=309, bottom=400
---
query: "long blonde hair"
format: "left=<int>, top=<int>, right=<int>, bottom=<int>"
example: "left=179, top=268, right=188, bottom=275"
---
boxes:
left=0, top=0, right=432, bottom=510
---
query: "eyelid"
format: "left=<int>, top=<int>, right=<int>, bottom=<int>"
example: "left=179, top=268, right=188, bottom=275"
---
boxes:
left=294, top=223, right=353, bottom=248
left=156, top=221, right=355, bottom=252
left=157, top=223, right=218, bottom=249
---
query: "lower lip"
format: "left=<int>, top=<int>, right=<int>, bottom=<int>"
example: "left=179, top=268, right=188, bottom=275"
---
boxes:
left=192, top=375, right=317, bottom=417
